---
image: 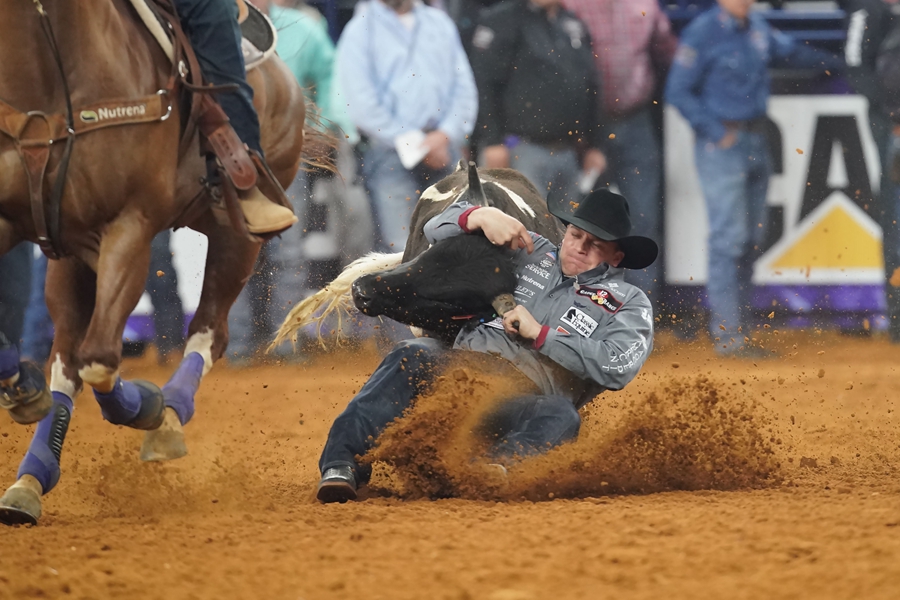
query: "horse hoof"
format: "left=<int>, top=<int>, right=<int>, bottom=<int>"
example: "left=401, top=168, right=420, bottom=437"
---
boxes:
left=3, top=362, right=53, bottom=425
left=129, top=380, right=166, bottom=430
left=140, top=408, right=187, bottom=462
left=0, top=479, right=42, bottom=526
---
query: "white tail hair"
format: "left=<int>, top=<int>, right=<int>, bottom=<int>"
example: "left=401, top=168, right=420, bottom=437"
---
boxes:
left=270, top=251, right=404, bottom=350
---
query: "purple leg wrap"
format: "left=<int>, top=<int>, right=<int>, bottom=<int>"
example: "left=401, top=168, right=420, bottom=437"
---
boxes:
left=0, top=345, right=20, bottom=381
left=162, top=352, right=203, bottom=425
left=17, top=392, right=73, bottom=494
left=93, top=377, right=143, bottom=425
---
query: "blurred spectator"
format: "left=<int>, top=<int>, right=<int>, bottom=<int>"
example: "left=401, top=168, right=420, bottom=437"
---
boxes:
left=563, top=0, right=677, bottom=310
left=0, top=243, right=32, bottom=350
left=842, top=0, right=900, bottom=341
left=229, top=0, right=374, bottom=362
left=146, top=230, right=186, bottom=364
left=335, top=0, right=478, bottom=252
left=470, top=0, right=606, bottom=208
left=21, top=252, right=53, bottom=364
left=665, top=0, right=843, bottom=357
left=272, top=0, right=326, bottom=24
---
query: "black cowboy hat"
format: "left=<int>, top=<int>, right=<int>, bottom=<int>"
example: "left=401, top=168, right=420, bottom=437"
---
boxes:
left=548, top=188, right=659, bottom=270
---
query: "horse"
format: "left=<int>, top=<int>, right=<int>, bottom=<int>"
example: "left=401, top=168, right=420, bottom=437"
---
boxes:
left=0, top=0, right=319, bottom=525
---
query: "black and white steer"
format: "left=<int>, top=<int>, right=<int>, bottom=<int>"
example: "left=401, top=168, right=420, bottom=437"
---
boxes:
left=272, top=161, right=563, bottom=346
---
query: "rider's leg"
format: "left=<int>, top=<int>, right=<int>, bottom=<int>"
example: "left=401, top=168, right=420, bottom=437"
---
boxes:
left=173, top=0, right=297, bottom=234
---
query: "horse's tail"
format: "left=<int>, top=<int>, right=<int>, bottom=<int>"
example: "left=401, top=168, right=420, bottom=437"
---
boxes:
left=270, top=251, right=404, bottom=351
left=299, top=93, right=339, bottom=174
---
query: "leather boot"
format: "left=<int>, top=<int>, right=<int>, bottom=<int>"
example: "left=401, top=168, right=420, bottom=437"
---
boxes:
left=238, top=186, right=298, bottom=235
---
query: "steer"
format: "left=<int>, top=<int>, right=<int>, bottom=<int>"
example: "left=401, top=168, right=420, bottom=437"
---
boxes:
left=352, top=234, right=518, bottom=342
left=272, top=161, right=563, bottom=347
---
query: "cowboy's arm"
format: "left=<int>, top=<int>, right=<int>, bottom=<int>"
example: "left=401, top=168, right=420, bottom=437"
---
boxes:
left=424, top=204, right=534, bottom=252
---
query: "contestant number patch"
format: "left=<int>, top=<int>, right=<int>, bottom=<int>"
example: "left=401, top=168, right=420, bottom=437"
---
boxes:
left=576, top=287, right=622, bottom=313
left=560, top=307, right=597, bottom=338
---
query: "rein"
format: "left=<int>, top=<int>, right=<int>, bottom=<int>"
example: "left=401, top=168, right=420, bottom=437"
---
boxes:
left=25, top=0, right=74, bottom=258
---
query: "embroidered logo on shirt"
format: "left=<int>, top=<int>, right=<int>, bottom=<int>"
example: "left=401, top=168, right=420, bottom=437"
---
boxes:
left=472, top=25, right=495, bottom=50
left=576, top=287, right=623, bottom=313
left=484, top=317, right=504, bottom=330
left=526, top=263, right=551, bottom=279
left=539, top=256, right=554, bottom=269
left=560, top=307, right=598, bottom=338
left=556, top=326, right=571, bottom=335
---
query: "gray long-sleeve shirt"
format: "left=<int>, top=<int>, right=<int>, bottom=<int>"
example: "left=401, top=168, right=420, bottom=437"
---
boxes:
left=424, top=202, right=654, bottom=408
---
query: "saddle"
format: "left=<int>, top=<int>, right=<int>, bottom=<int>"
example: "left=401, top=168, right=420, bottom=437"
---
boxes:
left=0, top=0, right=285, bottom=259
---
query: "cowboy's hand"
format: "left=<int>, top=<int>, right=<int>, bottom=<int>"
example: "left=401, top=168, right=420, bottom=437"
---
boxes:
left=467, top=207, right=535, bottom=253
left=502, top=305, right=541, bottom=339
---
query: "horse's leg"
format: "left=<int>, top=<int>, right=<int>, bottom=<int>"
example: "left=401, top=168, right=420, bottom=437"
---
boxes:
left=141, top=215, right=261, bottom=461
left=76, top=217, right=167, bottom=430
left=0, top=257, right=94, bottom=525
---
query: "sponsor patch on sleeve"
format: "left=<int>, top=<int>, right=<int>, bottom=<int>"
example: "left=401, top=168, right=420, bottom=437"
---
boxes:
left=472, top=25, right=495, bottom=50
left=576, top=287, right=622, bottom=313
left=560, top=307, right=598, bottom=338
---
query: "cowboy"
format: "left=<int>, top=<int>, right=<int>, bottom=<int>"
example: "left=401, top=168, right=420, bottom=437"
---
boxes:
left=175, top=0, right=297, bottom=234
left=315, top=188, right=658, bottom=503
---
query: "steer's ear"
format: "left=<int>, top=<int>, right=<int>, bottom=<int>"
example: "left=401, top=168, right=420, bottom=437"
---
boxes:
left=466, top=161, right=489, bottom=207
left=455, top=158, right=467, bottom=173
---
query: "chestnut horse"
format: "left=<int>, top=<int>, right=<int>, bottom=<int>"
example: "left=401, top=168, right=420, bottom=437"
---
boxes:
left=0, top=0, right=310, bottom=524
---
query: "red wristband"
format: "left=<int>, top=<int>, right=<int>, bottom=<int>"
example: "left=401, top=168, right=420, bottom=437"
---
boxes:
left=458, top=207, right=480, bottom=233
left=532, top=325, right=550, bottom=350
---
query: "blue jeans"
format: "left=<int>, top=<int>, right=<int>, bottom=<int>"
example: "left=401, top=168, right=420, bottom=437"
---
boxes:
left=0, top=243, right=33, bottom=349
left=146, top=230, right=185, bottom=357
left=318, top=338, right=581, bottom=483
left=606, top=109, right=663, bottom=305
left=174, top=0, right=261, bottom=153
left=506, top=141, right=581, bottom=210
left=694, top=131, right=770, bottom=349
left=21, top=251, right=53, bottom=363
left=362, top=145, right=456, bottom=252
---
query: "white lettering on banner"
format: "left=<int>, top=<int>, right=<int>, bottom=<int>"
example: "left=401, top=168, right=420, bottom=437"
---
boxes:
left=664, top=95, right=882, bottom=286
left=560, top=307, right=597, bottom=338
left=520, top=275, right=546, bottom=290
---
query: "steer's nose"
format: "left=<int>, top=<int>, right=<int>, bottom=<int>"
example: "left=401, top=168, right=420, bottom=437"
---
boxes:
left=351, top=280, right=373, bottom=314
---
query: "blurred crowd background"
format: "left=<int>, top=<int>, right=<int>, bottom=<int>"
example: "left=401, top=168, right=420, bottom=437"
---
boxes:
left=2, top=0, right=899, bottom=364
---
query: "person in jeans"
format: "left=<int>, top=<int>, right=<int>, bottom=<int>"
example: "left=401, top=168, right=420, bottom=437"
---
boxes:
left=665, top=0, right=843, bottom=357
left=562, top=0, right=677, bottom=310
left=334, top=0, right=478, bottom=252
left=470, top=0, right=606, bottom=207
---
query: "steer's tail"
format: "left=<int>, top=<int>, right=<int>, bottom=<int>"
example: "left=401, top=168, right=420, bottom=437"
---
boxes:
left=270, top=251, right=404, bottom=351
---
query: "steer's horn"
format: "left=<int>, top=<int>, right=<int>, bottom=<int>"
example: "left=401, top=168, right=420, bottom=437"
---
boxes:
left=467, top=161, right=489, bottom=207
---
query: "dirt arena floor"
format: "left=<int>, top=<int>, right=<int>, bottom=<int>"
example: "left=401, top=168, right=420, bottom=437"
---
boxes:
left=1, top=328, right=898, bottom=599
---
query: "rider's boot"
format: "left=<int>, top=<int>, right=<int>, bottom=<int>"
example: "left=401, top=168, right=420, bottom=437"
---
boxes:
left=237, top=186, right=298, bottom=235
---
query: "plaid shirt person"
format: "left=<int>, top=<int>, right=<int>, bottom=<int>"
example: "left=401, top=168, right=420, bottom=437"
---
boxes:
left=563, top=0, right=677, bottom=117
